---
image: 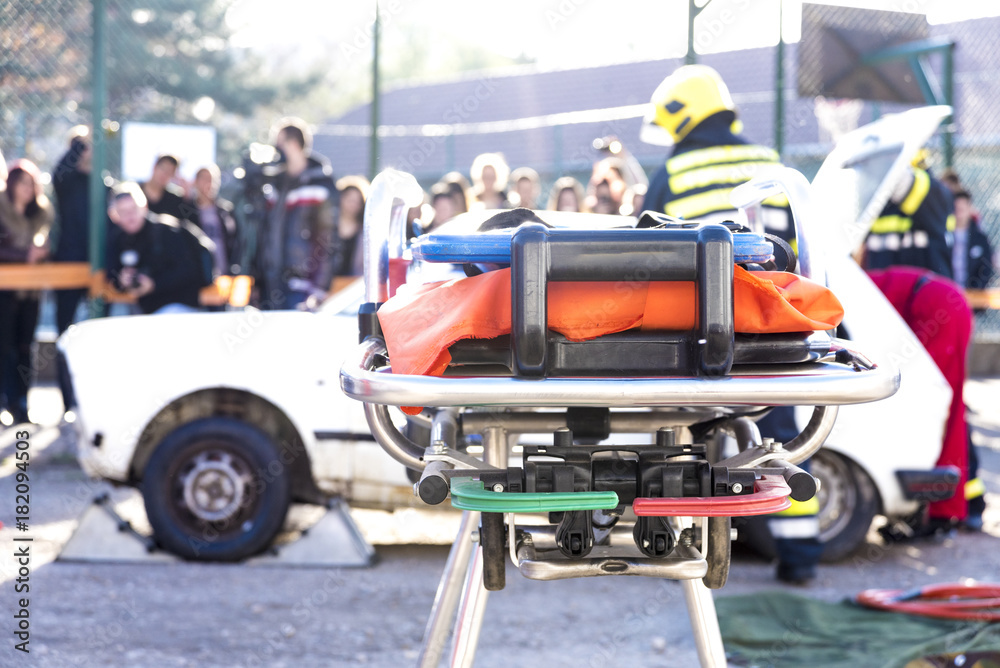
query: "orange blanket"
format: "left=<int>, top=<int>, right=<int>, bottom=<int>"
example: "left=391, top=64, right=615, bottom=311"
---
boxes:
left=378, top=265, right=843, bottom=380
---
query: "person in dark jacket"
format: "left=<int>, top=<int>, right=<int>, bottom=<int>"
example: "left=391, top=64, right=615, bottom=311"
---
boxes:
left=106, top=182, right=214, bottom=315
left=253, top=118, right=340, bottom=309
left=864, top=165, right=954, bottom=279
left=642, top=65, right=792, bottom=242
left=334, top=174, right=369, bottom=278
left=0, top=160, right=51, bottom=425
left=51, top=127, right=107, bottom=415
left=141, top=154, right=191, bottom=223
left=189, top=165, right=240, bottom=276
left=952, top=190, right=995, bottom=291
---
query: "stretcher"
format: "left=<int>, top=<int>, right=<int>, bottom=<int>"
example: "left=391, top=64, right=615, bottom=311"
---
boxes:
left=340, top=168, right=899, bottom=667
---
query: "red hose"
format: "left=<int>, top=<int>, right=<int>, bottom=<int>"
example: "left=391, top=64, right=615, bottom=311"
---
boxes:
left=856, top=583, right=1000, bottom=621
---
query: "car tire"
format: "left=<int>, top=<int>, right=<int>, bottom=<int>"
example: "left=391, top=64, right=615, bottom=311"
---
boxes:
left=734, top=449, right=880, bottom=564
left=812, top=449, right=880, bottom=562
left=142, top=417, right=291, bottom=561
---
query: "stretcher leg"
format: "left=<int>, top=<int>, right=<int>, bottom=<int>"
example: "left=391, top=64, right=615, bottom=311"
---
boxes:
left=419, top=425, right=509, bottom=667
left=449, top=544, right=489, bottom=667
left=418, top=509, right=480, bottom=668
left=682, top=578, right=728, bottom=667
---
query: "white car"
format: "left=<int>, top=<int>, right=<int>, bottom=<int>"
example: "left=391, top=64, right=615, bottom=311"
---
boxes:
left=60, top=107, right=955, bottom=563
left=59, top=280, right=417, bottom=561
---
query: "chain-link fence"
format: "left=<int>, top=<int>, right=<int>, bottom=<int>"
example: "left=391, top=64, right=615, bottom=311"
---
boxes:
left=3, top=1, right=999, bottom=339
left=2, top=0, right=282, bottom=211
left=1, top=1, right=92, bottom=177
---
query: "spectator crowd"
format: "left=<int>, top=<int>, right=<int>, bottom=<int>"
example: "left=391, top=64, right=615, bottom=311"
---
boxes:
left=0, top=95, right=995, bottom=446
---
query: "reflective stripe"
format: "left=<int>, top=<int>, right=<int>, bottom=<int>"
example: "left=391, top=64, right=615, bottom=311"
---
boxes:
left=966, top=477, right=986, bottom=500
left=285, top=185, right=330, bottom=208
left=669, top=160, right=779, bottom=194
left=871, top=215, right=913, bottom=234
left=667, top=145, right=779, bottom=174
left=773, top=496, right=820, bottom=517
left=665, top=189, right=787, bottom=219
left=665, top=189, right=734, bottom=218
left=767, top=516, right=820, bottom=539
left=899, top=168, right=930, bottom=216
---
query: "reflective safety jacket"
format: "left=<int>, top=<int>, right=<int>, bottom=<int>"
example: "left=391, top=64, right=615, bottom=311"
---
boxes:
left=865, top=167, right=953, bottom=280
left=644, top=114, right=792, bottom=240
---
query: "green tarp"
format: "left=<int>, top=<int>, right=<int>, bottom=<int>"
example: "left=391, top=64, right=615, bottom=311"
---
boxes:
left=717, top=591, right=1000, bottom=668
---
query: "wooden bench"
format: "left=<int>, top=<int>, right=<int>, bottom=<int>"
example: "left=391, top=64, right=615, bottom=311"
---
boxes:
left=0, top=263, right=254, bottom=307
left=0, top=264, right=361, bottom=307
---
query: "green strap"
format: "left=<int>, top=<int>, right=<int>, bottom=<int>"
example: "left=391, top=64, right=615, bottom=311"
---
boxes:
left=449, top=477, right=619, bottom=513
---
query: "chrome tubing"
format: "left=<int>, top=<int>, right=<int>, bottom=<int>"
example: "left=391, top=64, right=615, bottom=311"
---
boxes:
left=682, top=579, right=728, bottom=667
left=730, top=167, right=826, bottom=285
left=719, top=416, right=763, bottom=452
left=715, top=405, right=839, bottom=469
left=362, top=401, right=425, bottom=471
left=781, top=405, right=839, bottom=465
left=431, top=408, right=459, bottom=447
left=362, top=170, right=424, bottom=304
left=343, top=339, right=900, bottom=409
left=461, top=409, right=724, bottom=435
left=417, top=509, right=480, bottom=668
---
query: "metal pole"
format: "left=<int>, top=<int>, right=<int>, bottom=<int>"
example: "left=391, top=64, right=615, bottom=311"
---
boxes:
left=775, top=0, right=785, bottom=158
left=686, top=0, right=699, bottom=65
left=89, top=0, right=108, bottom=316
left=943, top=43, right=955, bottom=168
left=369, top=1, right=381, bottom=180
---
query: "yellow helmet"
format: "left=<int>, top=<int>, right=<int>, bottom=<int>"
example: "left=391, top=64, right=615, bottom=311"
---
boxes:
left=911, top=148, right=931, bottom=170
left=640, top=65, right=737, bottom=147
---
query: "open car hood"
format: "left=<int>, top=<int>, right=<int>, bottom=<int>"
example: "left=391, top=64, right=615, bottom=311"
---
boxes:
left=809, top=105, right=951, bottom=260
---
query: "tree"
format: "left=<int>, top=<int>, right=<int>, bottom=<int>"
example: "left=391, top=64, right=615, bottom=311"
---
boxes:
left=105, top=0, right=288, bottom=120
left=0, top=0, right=318, bottom=167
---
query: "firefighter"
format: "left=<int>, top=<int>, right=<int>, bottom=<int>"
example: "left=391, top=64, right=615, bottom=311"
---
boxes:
left=864, top=156, right=954, bottom=280
left=641, top=64, right=792, bottom=242
left=866, top=158, right=984, bottom=533
left=641, top=64, right=822, bottom=584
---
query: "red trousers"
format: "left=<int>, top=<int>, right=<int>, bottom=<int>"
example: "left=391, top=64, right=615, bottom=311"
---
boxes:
left=869, top=268, right=973, bottom=520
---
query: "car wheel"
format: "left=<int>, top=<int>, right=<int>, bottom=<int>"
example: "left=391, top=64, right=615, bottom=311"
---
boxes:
left=812, top=449, right=879, bottom=563
left=734, top=449, right=880, bottom=563
left=142, top=417, right=291, bottom=561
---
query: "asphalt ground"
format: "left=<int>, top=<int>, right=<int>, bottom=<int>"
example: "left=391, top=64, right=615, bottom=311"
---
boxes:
left=0, top=380, right=997, bottom=667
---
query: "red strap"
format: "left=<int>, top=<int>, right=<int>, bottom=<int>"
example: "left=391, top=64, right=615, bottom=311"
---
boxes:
left=633, top=475, right=792, bottom=517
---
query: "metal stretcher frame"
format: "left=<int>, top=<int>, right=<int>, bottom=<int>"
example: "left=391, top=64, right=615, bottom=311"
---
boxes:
left=342, top=169, right=901, bottom=668
left=342, top=338, right=899, bottom=410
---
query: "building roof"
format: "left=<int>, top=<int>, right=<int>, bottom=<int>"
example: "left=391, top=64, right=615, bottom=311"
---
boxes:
left=313, top=15, right=999, bottom=185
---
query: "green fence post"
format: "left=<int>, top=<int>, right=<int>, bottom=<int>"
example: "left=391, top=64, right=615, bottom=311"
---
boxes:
left=88, top=0, right=107, bottom=317
left=686, top=0, right=708, bottom=65
left=369, top=1, right=380, bottom=181
left=775, top=0, right=785, bottom=158
left=943, top=43, right=955, bottom=168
